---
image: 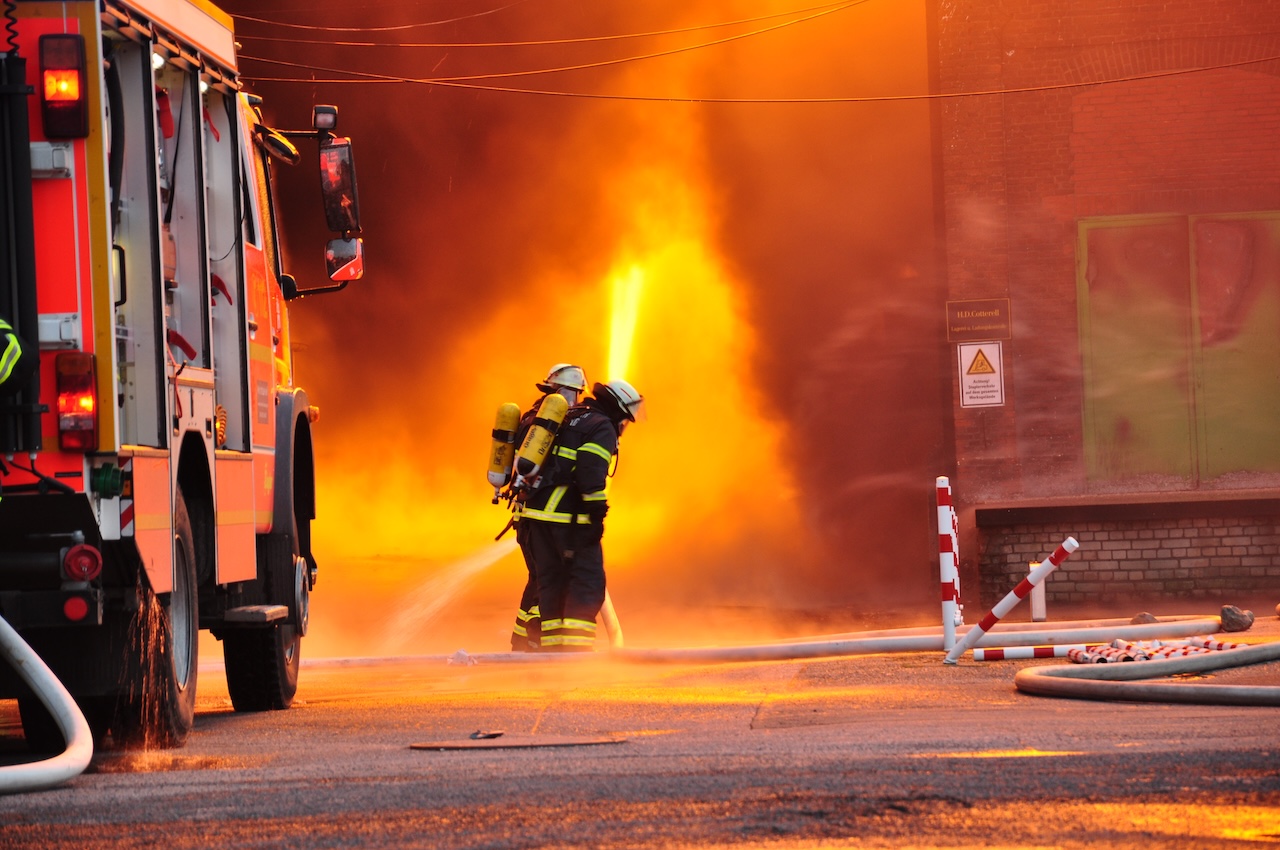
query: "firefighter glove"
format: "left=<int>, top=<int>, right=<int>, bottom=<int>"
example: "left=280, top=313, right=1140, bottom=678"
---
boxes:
left=582, top=503, right=607, bottom=545
left=580, top=520, right=604, bottom=545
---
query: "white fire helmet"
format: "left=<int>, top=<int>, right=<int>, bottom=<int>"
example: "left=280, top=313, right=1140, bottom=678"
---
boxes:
left=595, top=379, right=646, bottom=422
left=536, top=363, right=587, bottom=395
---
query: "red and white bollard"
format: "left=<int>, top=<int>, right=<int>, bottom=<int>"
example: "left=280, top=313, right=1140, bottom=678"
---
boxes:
left=943, top=536, right=1079, bottom=665
left=1028, top=561, right=1047, bottom=622
left=973, top=644, right=1096, bottom=661
left=936, top=476, right=963, bottom=651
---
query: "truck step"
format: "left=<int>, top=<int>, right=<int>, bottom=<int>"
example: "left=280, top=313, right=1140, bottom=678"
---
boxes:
left=223, top=605, right=288, bottom=625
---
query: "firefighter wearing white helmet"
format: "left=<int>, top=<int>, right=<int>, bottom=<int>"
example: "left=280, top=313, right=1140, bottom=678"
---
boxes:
left=522, top=378, right=645, bottom=651
left=504, top=363, right=590, bottom=650
left=536, top=363, right=587, bottom=398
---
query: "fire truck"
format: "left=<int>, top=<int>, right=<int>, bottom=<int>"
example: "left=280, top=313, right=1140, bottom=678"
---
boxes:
left=0, top=0, right=364, bottom=749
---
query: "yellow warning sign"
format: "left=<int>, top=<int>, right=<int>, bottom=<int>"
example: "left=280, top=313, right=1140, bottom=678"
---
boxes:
left=958, top=342, right=1004, bottom=408
left=966, top=349, right=996, bottom=375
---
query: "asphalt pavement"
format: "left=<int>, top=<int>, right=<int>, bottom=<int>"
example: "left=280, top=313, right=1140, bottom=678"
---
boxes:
left=1, top=605, right=1278, bottom=848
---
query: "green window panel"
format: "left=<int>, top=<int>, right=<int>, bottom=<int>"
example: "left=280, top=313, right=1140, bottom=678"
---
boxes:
left=1078, top=212, right=1280, bottom=488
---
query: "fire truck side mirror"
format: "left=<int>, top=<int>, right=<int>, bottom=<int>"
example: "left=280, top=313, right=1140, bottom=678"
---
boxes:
left=325, top=237, right=364, bottom=283
left=318, top=136, right=361, bottom=235
left=256, top=125, right=301, bottom=166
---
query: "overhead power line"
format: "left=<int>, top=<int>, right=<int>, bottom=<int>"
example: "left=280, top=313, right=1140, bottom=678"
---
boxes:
left=239, top=0, right=870, bottom=83
left=232, top=1, right=529, bottom=33
left=238, top=53, right=1280, bottom=104
left=233, top=2, right=858, bottom=48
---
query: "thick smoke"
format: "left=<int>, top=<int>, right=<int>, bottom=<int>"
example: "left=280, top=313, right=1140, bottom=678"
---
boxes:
left=220, top=1, right=946, bottom=655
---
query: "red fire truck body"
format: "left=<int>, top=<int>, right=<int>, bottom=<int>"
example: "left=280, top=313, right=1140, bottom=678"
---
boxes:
left=0, top=0, right=363, bottom=748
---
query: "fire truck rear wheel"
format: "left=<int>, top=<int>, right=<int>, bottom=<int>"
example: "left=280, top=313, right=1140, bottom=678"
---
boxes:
left=112, top=490, right=200, bottom=748
left=223, top=624, right=301, bottom=712
left=17, top=695, right=112, bottom=753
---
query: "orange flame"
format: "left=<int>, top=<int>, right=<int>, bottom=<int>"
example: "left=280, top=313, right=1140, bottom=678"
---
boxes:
left=234, top=0, right=942, bottom=659
left=294, top=124, right=817, bottom=657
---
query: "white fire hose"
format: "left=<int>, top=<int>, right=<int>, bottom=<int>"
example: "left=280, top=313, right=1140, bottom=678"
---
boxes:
left=0, top=614, right=93, bottom=794
left=606, top=615, right=1225, bottom=663
left=408, top=615, right=1226, bottom=666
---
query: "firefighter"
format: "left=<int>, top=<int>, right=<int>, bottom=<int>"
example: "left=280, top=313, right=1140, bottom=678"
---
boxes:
left=0, top=315, right=34, bottom=396
left=509, top=363, right=589, bottom=651
left=523, top=378, right=644, bottom=651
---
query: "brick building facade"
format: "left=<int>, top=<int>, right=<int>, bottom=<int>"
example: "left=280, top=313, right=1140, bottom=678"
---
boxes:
left=931, top=0, right=1280, bottom=606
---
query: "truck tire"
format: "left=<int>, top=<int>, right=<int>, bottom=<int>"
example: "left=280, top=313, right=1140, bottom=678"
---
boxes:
left=224, top=451, right=306, bottom=713
left=16, top=697, right=64, bottom=753
left=223, top=624, right=300, bottom=712
left=113, top=490, right=199, bottom=748
left=18, top=695, right=111, bottom=753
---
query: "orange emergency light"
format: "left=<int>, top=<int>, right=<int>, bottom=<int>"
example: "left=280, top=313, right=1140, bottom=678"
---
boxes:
left=56, top=352, right=97, bottom=452
left=39, top=34, right=89, bottom=139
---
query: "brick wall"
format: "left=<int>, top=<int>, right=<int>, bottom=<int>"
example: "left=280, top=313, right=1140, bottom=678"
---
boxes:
left=935, top=0, right=1280, bottom=503
left=978, top=515, right=1280, bottom=607
left=936, top=0, right=1280, bottom=604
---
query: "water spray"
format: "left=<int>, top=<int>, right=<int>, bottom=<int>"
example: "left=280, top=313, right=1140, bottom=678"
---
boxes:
left=607, top=265, right=645, bottom=378
left=382, top=540, right=519, bottom=653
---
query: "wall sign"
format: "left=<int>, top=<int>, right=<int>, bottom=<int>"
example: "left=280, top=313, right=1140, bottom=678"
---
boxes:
left=959, top=342, right=1004, bottom=408
left=946, top=298, right=1012, bottom=341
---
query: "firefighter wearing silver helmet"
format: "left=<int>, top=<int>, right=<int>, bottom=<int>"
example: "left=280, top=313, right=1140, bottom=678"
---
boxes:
left=536, top=363, right=587, bottom=399
left=508, top=363, right=590, bottom=650
left=522, top=378, right=644, bottom=651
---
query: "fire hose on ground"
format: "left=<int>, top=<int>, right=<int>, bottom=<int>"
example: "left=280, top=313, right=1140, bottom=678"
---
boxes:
left=426, top=478, right=1280, bottom=696
left=420, top=613, right=1228, bottom=666
left=432, top=509, right=1280, bottom=708
left=0, top=614, right=93, bottom=794
left=426, top=609, right=1280, bottom=710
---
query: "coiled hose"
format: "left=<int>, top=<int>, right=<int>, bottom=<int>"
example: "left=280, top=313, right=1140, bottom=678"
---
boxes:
left=1014, top=638, right=1280, bottom=705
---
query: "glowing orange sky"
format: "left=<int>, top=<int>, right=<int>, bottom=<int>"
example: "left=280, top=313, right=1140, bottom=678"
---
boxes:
left=221, top=0, right=942, bottom=657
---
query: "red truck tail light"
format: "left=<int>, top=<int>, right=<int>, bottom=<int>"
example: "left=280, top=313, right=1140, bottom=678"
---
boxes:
left=64, top=543, right=103, bottom=582
left=56, top=352, right=97, bottom=452
left=63, top=596, right=91, bottom=622
left=39, top=34, right=89, bottom=139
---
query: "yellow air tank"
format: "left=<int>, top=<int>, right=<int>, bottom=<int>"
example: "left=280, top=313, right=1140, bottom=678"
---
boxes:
left=515, top=393, right=568, bottom=480
left=487, top=402, right=522, bottom=499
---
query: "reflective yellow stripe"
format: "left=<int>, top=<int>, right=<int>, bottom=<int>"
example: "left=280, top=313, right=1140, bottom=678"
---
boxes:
left=560, top=635, right=595, bottom=646
left=562, top=618, right=596, bottom=633
left=541, top=618, right=563, bottom=631
left=513, top=623, right=528, bottom=637
left=523, top=508, right=573, bottom=523
left=579, top=442, right=612, bottom=462
left=541, top=635, right=565, bottom=646
left=553, top=445, right=577, bottom=459
left=581, top=490, right=607, bottom=502
left=524, top=485, right=576, bottom=523
left=0, top=335, right=19, bottom=383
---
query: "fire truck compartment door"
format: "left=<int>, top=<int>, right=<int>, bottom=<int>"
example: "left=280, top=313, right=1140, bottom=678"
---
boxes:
left=215, top=452, right=256, bottom=583
left=127, top=451, right=173, bottom=594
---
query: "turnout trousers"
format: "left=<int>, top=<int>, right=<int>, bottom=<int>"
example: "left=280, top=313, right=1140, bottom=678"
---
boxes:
left=509, top=519, right=541, bottom=650
left=525, top=519, right=606, bottom=651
